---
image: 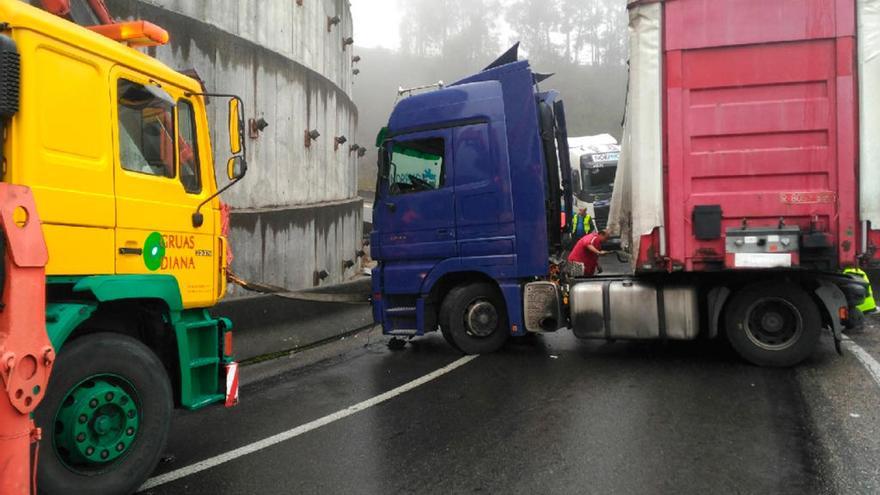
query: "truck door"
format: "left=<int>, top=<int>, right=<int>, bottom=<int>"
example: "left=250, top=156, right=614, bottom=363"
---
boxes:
left=452, top=123, right=515, bottom=259
left=375, top=130, right=455, bottom=260
left=110, top=70, right=217, bottom=308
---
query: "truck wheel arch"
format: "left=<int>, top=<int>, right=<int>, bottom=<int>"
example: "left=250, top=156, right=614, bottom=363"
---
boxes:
left=426, top=271, right=501, bottom=308
left=71, top=274, right=184, bottom=311
left=48, top=275, right=188, bottom=405
left=425, top=271, right=510, bottom=327
left=54, top=299, right=184, bottom=404
left=812, top=279, right=847, bottom=342
left=707, top=278, right=840, bottom=341
left=707, top=286, right=732, bottom=339
left=722, top=281, right=824, bottom=366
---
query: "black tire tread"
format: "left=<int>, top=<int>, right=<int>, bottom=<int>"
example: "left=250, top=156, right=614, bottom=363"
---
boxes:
left=36, top=332, right=173, bottom=495
left=439, top=282, right=509, bottom=354
left=724, top=282, right=821, bottom=367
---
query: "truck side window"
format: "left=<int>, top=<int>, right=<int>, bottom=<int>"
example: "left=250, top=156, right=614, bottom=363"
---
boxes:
left=177, top=100, right=202, bottom=194
left=388, top=138, right=445, bottom=195
left=117, top=79, right=175, bottom=178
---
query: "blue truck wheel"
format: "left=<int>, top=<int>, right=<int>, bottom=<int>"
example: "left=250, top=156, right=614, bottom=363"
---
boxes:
left=439, top=283, right=509, bottom=354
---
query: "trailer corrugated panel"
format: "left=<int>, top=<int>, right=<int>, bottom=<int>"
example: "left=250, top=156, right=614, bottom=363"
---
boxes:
left=664, top=0, right=858, bottom=271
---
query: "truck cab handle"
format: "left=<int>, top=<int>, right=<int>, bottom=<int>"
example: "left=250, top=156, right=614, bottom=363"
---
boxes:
left=118, top=247, right=143, bottom=256
left=385, top=202, right=396, bottom=212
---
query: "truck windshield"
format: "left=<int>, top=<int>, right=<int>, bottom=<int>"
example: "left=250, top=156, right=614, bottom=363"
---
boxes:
left=582, top=165, right=617, bottom=194
left=386, top=138, right=444, bottom=195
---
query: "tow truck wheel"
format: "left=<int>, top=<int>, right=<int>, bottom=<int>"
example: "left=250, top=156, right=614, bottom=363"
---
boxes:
left=36, top=332, right=173, bottom=495
left=439, top=283, right=509, bottom=354
left=724, top=282, right=821, bottom=367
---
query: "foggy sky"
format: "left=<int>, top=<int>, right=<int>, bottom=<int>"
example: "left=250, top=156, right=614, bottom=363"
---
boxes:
left=350, top=0, right=401, bottom=49
left=350, top=0, right=629, bottom=191
left=351, top=0, right=521, bottom=51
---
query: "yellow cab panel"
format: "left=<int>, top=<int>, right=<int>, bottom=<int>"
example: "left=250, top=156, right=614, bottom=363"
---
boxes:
left=0, top=1, right=223, bottom=306
left=7, top=14, right=116, bottom=274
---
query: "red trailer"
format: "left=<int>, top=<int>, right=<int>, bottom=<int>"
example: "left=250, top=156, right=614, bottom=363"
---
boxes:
left=615, top=0, right=869, bottom=272
left=599, top=0, right=876, bottom=365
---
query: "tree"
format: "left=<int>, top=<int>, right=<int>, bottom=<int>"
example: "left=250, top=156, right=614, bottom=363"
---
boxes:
left=398, top=0, right=502, bottom=67
left=357, top=0, right=631, bottom=191
left=507, top=0, right=627, bottom=66
left=504, top=0, right=565, bottom=64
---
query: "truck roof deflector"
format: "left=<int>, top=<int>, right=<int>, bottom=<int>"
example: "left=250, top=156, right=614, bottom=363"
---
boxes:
left=483, top=42, right=520, bottom=71
left=533, top=72, right=554, bottom=84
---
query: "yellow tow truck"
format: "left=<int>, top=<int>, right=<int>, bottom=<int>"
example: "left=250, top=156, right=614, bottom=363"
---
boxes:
left=0, top=0, right=248, bottom=492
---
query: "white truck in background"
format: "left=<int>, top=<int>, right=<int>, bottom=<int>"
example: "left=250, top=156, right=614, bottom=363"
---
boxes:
left=569, top=134, right=620, bottom=230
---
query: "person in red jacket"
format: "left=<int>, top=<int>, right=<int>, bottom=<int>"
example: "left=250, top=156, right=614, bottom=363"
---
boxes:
left=567, top=229, right=610, bottom=276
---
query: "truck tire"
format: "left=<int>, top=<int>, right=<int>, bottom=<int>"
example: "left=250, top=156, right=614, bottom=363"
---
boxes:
left=35, top=332, right=173, bottom=495
left=439, top=283, right=509, bottom=354
left=439, top=324, right=462, bottom=351
left=724, top=282, right=821, bottom=367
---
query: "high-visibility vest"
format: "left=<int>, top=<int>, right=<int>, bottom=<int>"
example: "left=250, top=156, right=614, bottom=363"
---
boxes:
left=571, top=214, right=592, bottom=235
left=844, top=267, right=877, bottom=313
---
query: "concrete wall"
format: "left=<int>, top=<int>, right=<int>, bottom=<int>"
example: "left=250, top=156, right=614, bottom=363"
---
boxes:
left=106, top=0, right=363, bottom=292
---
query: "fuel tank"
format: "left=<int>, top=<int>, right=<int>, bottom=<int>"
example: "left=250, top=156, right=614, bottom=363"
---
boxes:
left=570, top=278, right=699, bottom=340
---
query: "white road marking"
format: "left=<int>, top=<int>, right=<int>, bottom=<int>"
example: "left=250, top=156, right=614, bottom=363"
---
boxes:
left=842, top=336, right=880, bottom=389
left=139, top=355, right=478, bottom=491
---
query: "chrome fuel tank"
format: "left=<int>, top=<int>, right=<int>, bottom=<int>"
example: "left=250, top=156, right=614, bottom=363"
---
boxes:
left=570, top=279, right=699, bottom=340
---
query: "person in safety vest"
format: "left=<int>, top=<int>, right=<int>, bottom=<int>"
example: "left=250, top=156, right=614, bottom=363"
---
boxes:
left=570, top=207, right=593, bottom=243
left=568, top=229, right=610, bottom=276
left=844, top=266, right=877, bottom=313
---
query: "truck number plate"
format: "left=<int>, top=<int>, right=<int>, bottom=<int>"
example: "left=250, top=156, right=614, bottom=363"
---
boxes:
left=734, top=253, right=792, bottom=268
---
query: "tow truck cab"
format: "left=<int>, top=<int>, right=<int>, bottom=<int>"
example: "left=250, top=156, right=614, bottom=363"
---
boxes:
left=371, top=50, right=572, bottom=352
left=0, top=2, right=248, bottom=492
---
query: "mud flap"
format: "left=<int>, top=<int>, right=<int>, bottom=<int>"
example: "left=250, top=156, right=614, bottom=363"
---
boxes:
left=834, top=332, right=843, bottom=355
left=815, top=281, right=846, bottom=356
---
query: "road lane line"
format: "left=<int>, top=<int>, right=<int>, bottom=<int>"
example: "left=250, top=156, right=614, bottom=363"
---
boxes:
left=140, top=355, right=478, bottom=491
left=842, top=336, right=880, bottom=389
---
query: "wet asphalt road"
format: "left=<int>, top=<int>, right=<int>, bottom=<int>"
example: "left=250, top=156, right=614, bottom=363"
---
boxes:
left=138, top=316, right=880, bottom=495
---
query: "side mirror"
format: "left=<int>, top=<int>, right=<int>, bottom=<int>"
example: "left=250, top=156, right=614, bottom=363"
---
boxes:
left=227, top=156, right=247, bottom=181
left=192, top=94, right=248, bottom=228
left=228, top=97, right=244, bottom=155
left=0, top=34, right=21, bottom=119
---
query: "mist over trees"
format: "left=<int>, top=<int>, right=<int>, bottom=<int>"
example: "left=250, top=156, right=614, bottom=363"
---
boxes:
left=354, top=0, right=629, bottom=191
left=398, top=0, right=503, bottom=66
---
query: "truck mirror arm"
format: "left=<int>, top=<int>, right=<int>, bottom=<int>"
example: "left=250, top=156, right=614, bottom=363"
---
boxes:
left=192, top=175, right=244, bottom=228
left=182, top=91, right=248, bottom=228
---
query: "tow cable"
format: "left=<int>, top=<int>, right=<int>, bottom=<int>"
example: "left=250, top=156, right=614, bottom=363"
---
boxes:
left=227, top=271, right=371, bottom=304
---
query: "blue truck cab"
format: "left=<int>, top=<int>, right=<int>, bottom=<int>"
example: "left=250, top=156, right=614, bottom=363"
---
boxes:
left=371, top=47, right=573, bottom=353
